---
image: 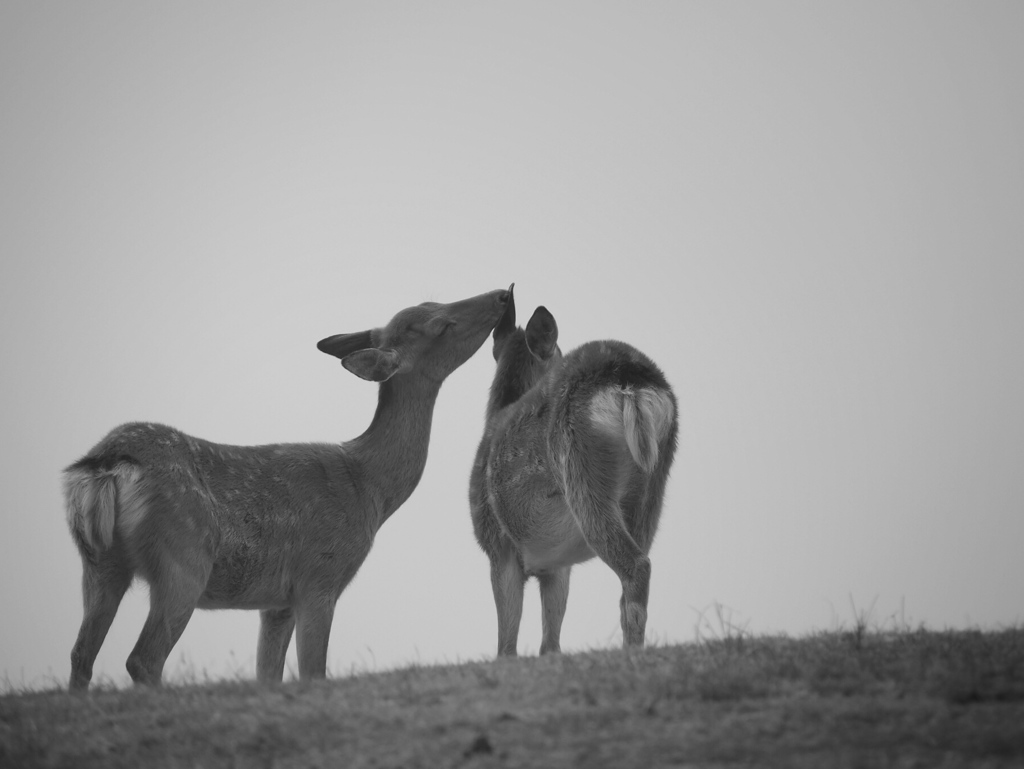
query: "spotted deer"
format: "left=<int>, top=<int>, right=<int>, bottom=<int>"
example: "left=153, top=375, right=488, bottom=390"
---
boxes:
left=470, top=287, right=678, bottom=656
left=63, top=287, right=510, bottom=690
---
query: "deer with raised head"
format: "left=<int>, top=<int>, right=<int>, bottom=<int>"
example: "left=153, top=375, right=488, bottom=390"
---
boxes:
left=64, top=287, right=510, bottom=690
left=470, top=287, right=677, bottom=656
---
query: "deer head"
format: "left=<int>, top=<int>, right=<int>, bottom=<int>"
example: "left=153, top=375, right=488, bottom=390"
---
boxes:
left=318, top=288, right=511, bottom=384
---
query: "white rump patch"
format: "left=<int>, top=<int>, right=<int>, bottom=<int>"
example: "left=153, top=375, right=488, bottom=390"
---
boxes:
left=635, top=388, right=675, bottom=446
left=63, top=468, right=99, bottom=547
left=113, top=464, right=148, bottom=539
left=63, top=463, right=148, bottom=552
left=589, top=386, right=675, bottom=474
left=588, top=388, right=625, bottom=434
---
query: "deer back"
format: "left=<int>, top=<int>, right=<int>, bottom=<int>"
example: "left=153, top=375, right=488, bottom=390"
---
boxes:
left=472, top=295, right=678, bottom=566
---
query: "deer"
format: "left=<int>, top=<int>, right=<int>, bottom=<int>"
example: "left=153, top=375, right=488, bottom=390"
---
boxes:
left=469, top=287, right=678, bottom=657
left=63, top=287, right=511, bottom=691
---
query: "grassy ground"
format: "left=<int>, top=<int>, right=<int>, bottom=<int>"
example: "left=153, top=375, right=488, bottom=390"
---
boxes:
left=2, top=627, right=1023, bottom=768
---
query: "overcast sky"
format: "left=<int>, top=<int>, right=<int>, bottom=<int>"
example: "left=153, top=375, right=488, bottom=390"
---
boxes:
left=2, top=2, right=1022, bottom=688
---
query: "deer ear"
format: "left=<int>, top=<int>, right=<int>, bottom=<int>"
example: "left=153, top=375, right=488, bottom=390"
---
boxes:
left=341, top=348, right=402, bottom=382
left=525, top=306, right=558, bottom=361
left=493, top=283, right=516, bottom=343
left=317, top=330, right=375, bottom=360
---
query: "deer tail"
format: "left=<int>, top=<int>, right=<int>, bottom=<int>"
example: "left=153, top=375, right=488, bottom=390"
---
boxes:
left=63, top=461, right=147, bottom=556
left=620, top=388, right=676, bottom=475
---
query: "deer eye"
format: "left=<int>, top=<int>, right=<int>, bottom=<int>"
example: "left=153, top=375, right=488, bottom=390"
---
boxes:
left=424, top=317, right=454, bottom=336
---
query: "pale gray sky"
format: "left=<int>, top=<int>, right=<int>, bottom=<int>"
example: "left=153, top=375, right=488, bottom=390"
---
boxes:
left=2, top=2, right=1022, bottom=688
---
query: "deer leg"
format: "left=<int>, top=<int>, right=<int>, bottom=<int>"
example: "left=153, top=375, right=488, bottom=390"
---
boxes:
left=569, top=493, right=651, bottom=648
left=257, top=608, right=296, bottom=682
left=621, top=470, right=669, bottom=556
left=70, top=556, right=132, bottom=691
left=617, top=555, right=652, bottom=646
left=490, top=546, right=526, bottom=657
left=561, top=437, right=653, bottom=648
left=538, top=566, right=571, bottom=655
left=607, top=535, right=650, bottom=648
left=294, top=599, right=336, bottom=680
left=126, top=556, right=209, bottom=686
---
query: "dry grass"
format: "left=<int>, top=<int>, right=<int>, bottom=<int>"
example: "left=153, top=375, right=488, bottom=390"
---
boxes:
left=2, top=627, right=1023, bottom=768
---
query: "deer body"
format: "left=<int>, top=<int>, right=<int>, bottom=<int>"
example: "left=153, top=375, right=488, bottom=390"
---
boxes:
left=65, top=288, right=509, bottom=690
left=470, top=291, right=678, bottom=656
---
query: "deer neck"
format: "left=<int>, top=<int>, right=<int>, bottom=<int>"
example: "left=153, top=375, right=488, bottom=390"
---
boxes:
left=351, top=375, right=441, bottom=530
